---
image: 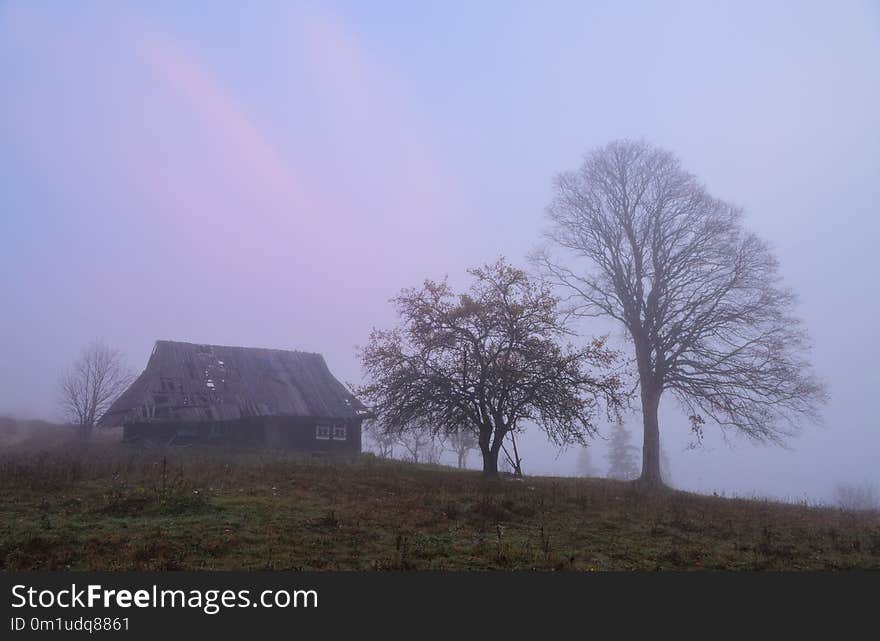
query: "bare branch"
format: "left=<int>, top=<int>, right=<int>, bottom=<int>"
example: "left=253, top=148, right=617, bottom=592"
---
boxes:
left=58, top=340, right=134, bottom=440
left=537, top=139, right=828, bottom=486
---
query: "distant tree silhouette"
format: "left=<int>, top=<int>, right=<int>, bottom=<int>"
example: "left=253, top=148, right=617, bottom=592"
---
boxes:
left=445, top=430, right=478, bottom=469
left=364, top=420, right=396, bottom=458
left=59, top=340, right=133, bottom=440
left=576, top=446, right=597, bottom=477
left=834, top=481, right=879, bottom=512
left=660, top=447, right=673, bottom=487
left=606, top=421, right=639, bottom=481
left=396, top=425, right=443, bottom=464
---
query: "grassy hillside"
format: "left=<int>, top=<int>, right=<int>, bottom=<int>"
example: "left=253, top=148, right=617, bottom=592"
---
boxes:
left=1, top=443, right=878, bottom=570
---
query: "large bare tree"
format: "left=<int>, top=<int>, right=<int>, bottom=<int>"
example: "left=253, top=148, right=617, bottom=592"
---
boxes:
left=358, top=258, right=623, bottom=478
left=59, top=340, right=133, bottom=440
left=535, top=139, right=827, bottom=487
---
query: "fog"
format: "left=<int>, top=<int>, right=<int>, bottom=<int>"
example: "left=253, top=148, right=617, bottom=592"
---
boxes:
left=2, top=1, right=878, bottom=502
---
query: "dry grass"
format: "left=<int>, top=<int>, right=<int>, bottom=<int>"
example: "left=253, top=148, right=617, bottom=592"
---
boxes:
left=1, top=441, right=878, bottom=570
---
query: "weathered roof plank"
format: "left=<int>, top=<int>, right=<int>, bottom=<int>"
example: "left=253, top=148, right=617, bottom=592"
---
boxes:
left=99, top=340, right=365, bottom=426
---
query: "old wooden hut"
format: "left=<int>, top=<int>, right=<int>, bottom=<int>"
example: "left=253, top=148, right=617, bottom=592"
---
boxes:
left=99, top=340, right=368, bottom=454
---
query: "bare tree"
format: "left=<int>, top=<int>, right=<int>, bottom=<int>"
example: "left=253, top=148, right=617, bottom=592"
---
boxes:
left=395, top=424, right=443, bottom=464
left=445, top=429, right=478, bottom=469
left=576, top=445, right=597, bottom=477
left=660, top=447, right=673, bottom=487
left=833, top=481, right=879, bottom=512
left=365, top=419, right=445, bottom=464
left=59, top=340, right=133, bottom=440
left=363, top=420, right=397, bottom=458
left=605, top=420, right=639, bottom=481
left=536, top=139, right=827, bottom=487
left=358, top=258, right=623, bottom=479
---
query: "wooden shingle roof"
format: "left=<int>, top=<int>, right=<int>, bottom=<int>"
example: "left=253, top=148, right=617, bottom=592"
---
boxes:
left=99, top=340, right=367, bottom=426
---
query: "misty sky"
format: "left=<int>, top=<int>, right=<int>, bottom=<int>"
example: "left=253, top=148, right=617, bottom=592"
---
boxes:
left=2, top=1, right=878, bottom=502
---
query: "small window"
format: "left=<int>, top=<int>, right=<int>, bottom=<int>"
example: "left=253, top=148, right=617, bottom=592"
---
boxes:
left=316, top=425, right=331, bottom=440
left=333, top=425, right=347, bottom=440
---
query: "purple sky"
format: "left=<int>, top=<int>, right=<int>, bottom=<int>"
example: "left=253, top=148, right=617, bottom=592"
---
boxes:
left=2, top=1, right=878, bottom=501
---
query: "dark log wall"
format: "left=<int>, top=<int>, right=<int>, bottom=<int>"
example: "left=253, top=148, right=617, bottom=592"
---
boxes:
left=122, top=416, right=362, bottom=455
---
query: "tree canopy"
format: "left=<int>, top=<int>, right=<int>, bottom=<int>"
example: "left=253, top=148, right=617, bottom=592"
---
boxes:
left=537, top=139, right=827, bottom=486
left=358, top=258, right=623, bottom=478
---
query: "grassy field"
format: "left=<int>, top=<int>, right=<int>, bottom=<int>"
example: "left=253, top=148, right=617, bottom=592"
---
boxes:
left=1, top=442, right=879, bottom=571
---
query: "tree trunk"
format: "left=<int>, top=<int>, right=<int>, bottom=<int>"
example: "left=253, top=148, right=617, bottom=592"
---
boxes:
left=638, top=386, right=663, bottom=487
left=481, top=446, right=499, bottom=478
left=78, top=422, right=93, bottom=441
left=477, top=427, right=494, bottom=478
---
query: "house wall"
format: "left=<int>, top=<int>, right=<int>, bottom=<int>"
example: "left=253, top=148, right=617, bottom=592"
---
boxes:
left=122, top=416, right=362, bottom=455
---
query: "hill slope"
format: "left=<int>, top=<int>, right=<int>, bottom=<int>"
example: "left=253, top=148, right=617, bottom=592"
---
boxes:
left=1, top=446, right=878, bottom=570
